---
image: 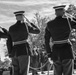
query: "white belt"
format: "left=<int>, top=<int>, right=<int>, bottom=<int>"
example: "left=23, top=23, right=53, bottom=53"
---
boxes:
left=13, top=40, right=27, bottom=46
left=53, top=39, right=71, bottom=44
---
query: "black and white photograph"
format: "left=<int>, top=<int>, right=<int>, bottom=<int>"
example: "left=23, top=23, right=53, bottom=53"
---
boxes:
left=0, top=0, right=76, bottom=75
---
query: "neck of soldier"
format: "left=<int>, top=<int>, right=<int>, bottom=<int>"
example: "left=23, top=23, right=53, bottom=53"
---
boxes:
left=56, top=14, right=64, bottom=18
left=17, top=20, right=24, bottom=23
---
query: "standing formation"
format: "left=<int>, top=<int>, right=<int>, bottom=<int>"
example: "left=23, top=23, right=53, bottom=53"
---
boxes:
left=0, top=4, right=76, bottom=75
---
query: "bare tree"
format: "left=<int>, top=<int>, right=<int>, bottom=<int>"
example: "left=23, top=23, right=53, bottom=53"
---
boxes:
left=31, top=12, right=49, bottom=49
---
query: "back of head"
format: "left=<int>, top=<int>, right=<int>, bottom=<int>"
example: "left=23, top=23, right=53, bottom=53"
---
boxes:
left=53, top=5, right=66, bottom=17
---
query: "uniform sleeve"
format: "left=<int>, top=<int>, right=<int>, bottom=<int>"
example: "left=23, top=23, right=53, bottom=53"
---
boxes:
left=28, top=23, right=40, bottom=34
left=2, top=28, right=8, bottom=34
left=7, top=29, right=13, bottom=57
left=44, top=25, right=52, bottom=57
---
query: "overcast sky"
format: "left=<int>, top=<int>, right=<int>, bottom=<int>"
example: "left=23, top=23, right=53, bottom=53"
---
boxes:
left=0, top=0, right=75, bottom=29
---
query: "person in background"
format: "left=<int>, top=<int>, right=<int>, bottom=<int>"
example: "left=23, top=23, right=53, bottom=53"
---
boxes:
left=44, top=5, right=76, bottom=75
left=31, top=46, right=39, bottom=75
left=8, top=11, right=40, bottom=75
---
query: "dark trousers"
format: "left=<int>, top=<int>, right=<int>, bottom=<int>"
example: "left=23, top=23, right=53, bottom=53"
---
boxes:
left=12, top=55, right=30, bottom=75
left=31, top=55, right=39, bottom=75
left=53, top=59, right=74, bottom=75
left=0, top=70, right=3, bottom=75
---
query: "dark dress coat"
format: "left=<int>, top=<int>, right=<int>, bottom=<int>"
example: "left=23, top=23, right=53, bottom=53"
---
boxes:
left=44, top=16, right=76, bottom=61
left=8, top=21, right=40, bottom=57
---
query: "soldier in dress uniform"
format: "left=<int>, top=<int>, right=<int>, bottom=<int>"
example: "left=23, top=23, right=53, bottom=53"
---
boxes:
left=8, top=11, right=40, bottom=75
left=44, top=5, right=76, bottom=75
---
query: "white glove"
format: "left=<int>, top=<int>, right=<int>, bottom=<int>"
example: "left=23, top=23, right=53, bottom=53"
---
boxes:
left=48, top=58, right=53, bottom=64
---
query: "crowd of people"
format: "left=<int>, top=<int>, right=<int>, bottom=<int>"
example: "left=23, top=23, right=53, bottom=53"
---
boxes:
left=0, top=4, right=76, bottom=75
